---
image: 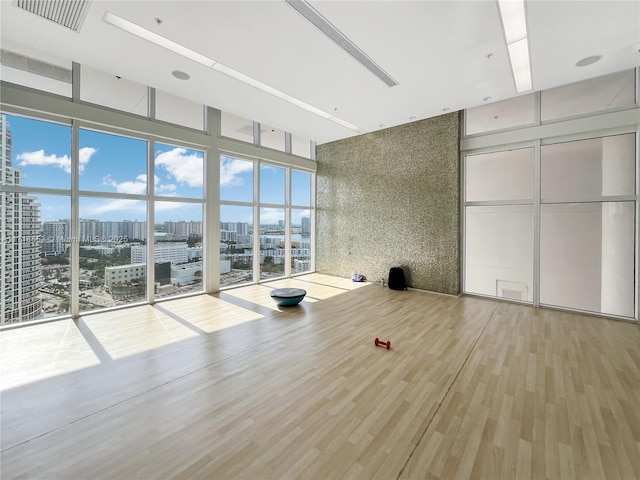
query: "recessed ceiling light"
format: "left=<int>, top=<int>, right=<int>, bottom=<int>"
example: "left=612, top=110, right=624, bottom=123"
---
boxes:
left=379, top=124, right=385, bottom=128
left=172, top=70, right=190, bottom=80
left=575, top=55, right=602, bottom=67
left=442, top=108, right=450, bottom=112
left=483, top=97, right=492, bottom=102
left=409, top=116, right=416, bottom=120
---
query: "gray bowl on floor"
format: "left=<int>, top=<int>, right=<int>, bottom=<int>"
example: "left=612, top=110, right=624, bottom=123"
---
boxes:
left=270, top=288, right=307, bottom=306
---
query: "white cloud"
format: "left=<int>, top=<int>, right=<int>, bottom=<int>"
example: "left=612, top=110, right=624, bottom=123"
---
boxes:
left=220, top=157, right=253, bottom=187
left=17, top=146, right=97, bottom=174
left=78, top=147, right=96, bottom=172
left=260, top=207, right=284, bottom=224
left=155, top=148, right=203, bottom=187
left=157, top=183, right=177, bottom=193
left=102, top=174, right=147, bottom=194
left=82, top=198, right=145, bottom=216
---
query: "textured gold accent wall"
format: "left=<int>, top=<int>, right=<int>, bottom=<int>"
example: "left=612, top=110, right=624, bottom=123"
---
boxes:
left=316, top=113, right=460, bottom=294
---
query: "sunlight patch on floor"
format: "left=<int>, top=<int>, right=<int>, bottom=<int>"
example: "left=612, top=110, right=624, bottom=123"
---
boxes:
left=157, top=294, right=265, bottom=333
left=80, top=306, right=200, bottom=360
left=0, top=320, right=101, bottom=390
left=0, top=274, right=365, bottom=386
left=221, top=284, right=291, bottom=311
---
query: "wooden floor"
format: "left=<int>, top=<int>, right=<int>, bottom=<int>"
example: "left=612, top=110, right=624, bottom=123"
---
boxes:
left=1, top=273, right=639, bottom=479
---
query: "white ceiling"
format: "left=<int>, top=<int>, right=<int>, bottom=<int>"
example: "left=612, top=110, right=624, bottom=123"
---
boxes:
left=1, top=1, right=639, bottom=145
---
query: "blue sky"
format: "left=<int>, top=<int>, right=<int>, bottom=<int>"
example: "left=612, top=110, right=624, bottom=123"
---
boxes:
left=4, top=114, right=311, bottom=225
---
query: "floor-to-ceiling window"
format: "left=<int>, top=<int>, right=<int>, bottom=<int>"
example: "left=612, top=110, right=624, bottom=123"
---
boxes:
left=153, top=142, right=205, bottom=299
left=220, top=156, right=255, bottom=288
left=219, top=155, right=315, bottom=289
left=259, top=164, right=286, bottom=280
left=1, top=52, right=316, bottom=326
left=0, top=114, right=72, bottom=324
left=462, top=68, right=639, bottom=320
left=78, top=128, right=148, bottom=312
left=291, top=169, right=312, bottom=274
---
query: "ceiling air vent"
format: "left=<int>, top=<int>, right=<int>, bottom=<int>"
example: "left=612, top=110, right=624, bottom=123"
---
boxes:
left=1, top=49, right=72, bottom=83
left=15, top=0, right=91, bottom=32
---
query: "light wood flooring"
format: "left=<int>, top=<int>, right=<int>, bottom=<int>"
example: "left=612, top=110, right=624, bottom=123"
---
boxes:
left=1, top=273, right=639, bottom=479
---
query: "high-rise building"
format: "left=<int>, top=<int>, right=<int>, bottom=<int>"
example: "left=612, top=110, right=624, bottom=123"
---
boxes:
left=165, top=221, right=202, bottom=238
left=0, top=114, right=43, bottom=325
left=42, top=220, right=68, bottom=256
left=301, top=216, right=311, bottom=235
left=220, top=221, right=248, bottom=235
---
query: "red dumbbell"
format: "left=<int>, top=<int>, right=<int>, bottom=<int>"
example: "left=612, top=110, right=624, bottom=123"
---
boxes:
left=374, top=338, right=391, bottom=350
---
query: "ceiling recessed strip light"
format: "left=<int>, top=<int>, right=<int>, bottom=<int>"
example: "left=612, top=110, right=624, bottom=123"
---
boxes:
left=285, top=0, right=398, bottom=87
left=507, top=38, right=532, bottom=91
left=102, top=11, right=362, bottom=133
left=497, top=0, right=532, bottom=93
left=498, top=0, right=527, bottom=43
left=103, top=12, right=216, bottom=68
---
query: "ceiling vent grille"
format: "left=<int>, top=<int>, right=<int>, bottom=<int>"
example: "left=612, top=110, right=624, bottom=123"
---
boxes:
left=285, top=0, right=398, bottom=87
left=1, top=49, right=72, bottom=83
left=15, top=0, right=91, bottom=32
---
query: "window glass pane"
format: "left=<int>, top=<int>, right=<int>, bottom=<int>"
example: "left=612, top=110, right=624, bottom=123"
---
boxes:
left=466, top=148, right=534, bottom=201
left=39, top=195, right=71, bottom=320
left=1, top=193, right=71, bottom=324
left=260, top=164, right=285, bottom=205
left=155, top=90, right=204, bottom=131
left=220, top=205, right=253, bottom=288
left=154, top=202, right=203, bottom=299
left=221, top=112, right=254, bottom=143
left=79, top=198, right=147, bottom=312
left=79, top=129, right=147, bottom=194
left=292, top=209, right=311, bottom=274
left=541, top=134, right=635, bottom=198
left=465, top=93, right=535, bottom=135
left=155, top=143, right=204, bottom=198
left=80, top=65, right=148, bottom=116
left=291, top=134, right=311, bottom=158
left=291, top=170, right=312, bottom=206
left=260, top=207, right=285, bottom=280
left=0, top=45, right=72, bottom=97
left=260, top=124, right=285, bottom=152
left=220, top=156, right=254, bottom=202
left=1, top=114, right=71, bottom=189
left=540, top=202, right=634, bottom=318
left=541, top=69, right=635, bottom=122
left=464, top=205, right=534, bottom=302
